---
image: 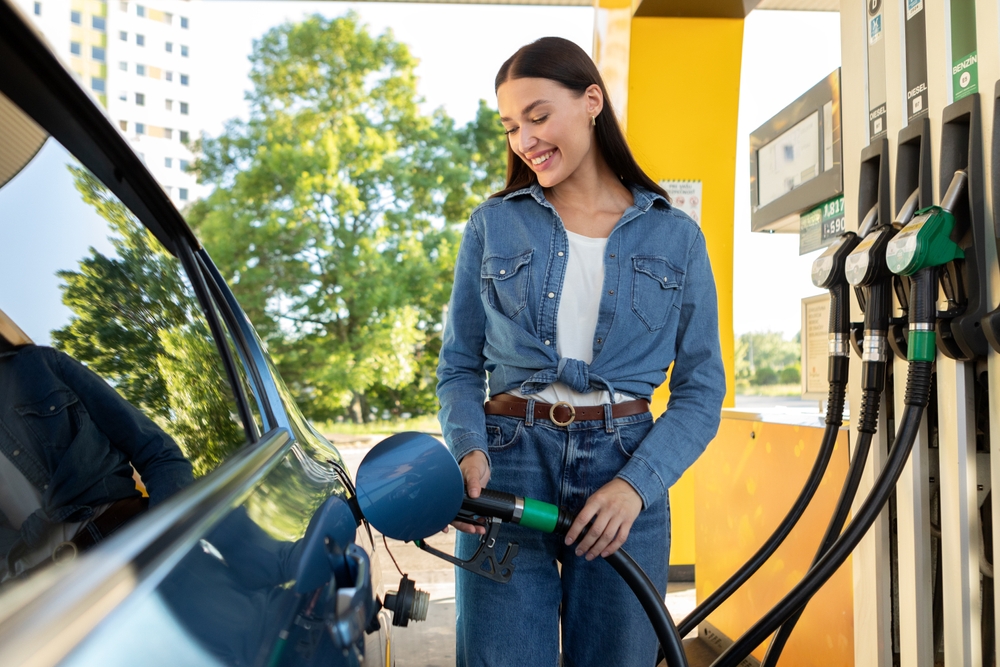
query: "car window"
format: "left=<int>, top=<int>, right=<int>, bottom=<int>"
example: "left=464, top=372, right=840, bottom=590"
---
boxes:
left=0, top=90, right=250, bottom=585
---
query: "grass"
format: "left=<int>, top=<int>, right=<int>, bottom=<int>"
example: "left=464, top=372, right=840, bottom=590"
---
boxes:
left=314, top=413, right=441, bottom=437
left=734, top=382, right=802, bottom=397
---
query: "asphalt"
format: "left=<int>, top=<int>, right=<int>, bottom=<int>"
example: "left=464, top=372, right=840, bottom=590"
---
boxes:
left=335, top=436, right=698, bottom=667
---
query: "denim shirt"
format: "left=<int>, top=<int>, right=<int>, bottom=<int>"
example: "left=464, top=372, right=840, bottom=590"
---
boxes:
left=0, top=345, right=193, bottom=559
left=436, top=183, right=726, bottom=508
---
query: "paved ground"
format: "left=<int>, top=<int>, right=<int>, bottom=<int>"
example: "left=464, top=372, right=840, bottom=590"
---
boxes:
left=335, top=436, right=698, bottom=667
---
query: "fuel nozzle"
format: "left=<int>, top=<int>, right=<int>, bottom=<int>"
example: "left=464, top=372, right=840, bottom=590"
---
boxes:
left=461, top=489, right=574, bottom=535
left=886, top=171, right=967, bottom=276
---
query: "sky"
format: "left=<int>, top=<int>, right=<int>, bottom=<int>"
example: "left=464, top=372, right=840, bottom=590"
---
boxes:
left=2, top=3, right=842, bottom=343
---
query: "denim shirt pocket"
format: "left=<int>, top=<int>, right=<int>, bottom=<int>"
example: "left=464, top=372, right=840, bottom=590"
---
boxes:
left=14, top=388, right=82, bottom=453
left=631, top=256, right=684, bottom=332
left=481, top=249, right=533, bottom=319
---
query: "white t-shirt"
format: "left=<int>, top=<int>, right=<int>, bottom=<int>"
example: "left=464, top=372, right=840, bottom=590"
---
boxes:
left=511, top=229, right=632, bottom=406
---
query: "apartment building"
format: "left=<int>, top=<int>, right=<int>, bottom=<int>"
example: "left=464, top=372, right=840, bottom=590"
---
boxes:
left=13, top=0, right=203, bottom=207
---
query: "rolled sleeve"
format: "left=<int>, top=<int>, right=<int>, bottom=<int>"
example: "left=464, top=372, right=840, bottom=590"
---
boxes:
left=616, top=230, right=726, bottom=507
left=436, top=215, right=490, bottom=465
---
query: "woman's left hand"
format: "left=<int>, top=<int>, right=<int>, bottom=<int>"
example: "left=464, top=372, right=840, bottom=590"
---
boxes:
left=564, top=478, right=643, bottom=560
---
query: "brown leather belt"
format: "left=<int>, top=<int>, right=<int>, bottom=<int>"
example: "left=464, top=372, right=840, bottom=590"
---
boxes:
left=484, top=393, right=649, bottom=427
left=53, top=496, right=149, bottom=562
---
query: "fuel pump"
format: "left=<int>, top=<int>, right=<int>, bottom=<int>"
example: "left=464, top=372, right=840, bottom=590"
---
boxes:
left=760, top=193, right=914, bottom=665
left=709, top=171, right=968, bottom=667
left=662, top=229, right=861, bottom=644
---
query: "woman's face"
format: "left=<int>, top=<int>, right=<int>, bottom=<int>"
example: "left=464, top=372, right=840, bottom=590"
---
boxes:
left=496, top=77, right=602, bottom=189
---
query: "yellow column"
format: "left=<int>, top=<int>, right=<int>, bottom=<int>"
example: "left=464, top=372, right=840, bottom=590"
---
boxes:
left=626, top=17, right=741, bottom=570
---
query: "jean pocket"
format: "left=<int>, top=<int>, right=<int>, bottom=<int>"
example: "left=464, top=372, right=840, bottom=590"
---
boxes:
left=614, top=416, right=652, bottom=459
left=631, top=256, right=683, bottom=332
left=485, top=419, right=523, bottom=452
left=481, top=250, right=532, bottom=319
left=15, top=388, right=82, bottom=451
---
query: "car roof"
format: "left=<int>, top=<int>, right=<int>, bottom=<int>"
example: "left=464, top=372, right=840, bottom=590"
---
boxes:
left=0, top=0, right=201, bottom=258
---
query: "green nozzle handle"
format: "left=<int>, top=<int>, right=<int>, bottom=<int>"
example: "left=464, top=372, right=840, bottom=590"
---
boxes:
left=462, top=490, right=574, bottom=535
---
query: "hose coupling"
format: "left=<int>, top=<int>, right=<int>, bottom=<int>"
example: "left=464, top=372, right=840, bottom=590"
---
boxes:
left=862, top=331, right=889, bottom=363
left=828, top=333, right=850, bottom=357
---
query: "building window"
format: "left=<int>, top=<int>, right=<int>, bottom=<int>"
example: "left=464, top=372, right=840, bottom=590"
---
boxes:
left=165, top=71, right=172, bottom=82
left=165, top=99, right=173, bottom=111
left=92, top=16, right=105, bottom=31
left=136, top=34, right=145, bottom=46
left=70, top=41, right=81, bottom=56
left=165, top=157, right=173, bottom=168
left=119, top=30, right=127, bottom=41
left=136, top=122, right=145, bottom=135
left=119, top=61, right=127, bottom=71
left=118, top=90, right=127, bottom=101
left=179, top=188, right=188, bottom=201
left=135, top=92, right=145, bottom=106
left=70, top=10, right=80, bottom=24
left=119, top=120, right=128, bottom=131
left=180, top=74, right=188, bottom=86
left=164, top=128, right=172, bottom=139
left=164, top=12, right=172, bottom=24
left=180, top=16, right=188, bottom=29
left=179, top=102, right=188, bottom=115
left=179, top=130, right=189, bottom=143
left=136, top=4, right=145, bottom=17
left=91, top=46, right=105, bottom=62
left=120, top=1, right=128, bottom=11
left=181, top=45, right=188, bottom=57
left=136, top=64, right=146, bottom=76
left=91, top=77, right=106, bottom=93
left=179, top=159, right=189, bottom=171
left=165, top=41, right=173, bottom=53
left=33, top=2, right=41, bottom=16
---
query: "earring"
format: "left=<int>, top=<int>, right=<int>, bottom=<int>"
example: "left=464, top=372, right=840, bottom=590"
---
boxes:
left=591, top=115, right=597, bottom=127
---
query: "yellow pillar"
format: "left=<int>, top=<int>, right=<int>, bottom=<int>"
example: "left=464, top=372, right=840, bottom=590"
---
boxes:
left=618, top=15, right=742, bottom=573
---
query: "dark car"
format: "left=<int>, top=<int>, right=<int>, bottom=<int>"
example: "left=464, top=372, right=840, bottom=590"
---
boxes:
left=0, top=2, right=401, bottom=665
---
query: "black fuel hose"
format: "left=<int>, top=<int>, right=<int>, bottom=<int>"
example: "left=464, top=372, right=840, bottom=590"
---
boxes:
left=712, top=268, right=936, bottom=667
left=761, top=272, right=895, bottom=665
left=459, top=490, right=689, bottom=667
left=673, top=252, right=854, bottom=640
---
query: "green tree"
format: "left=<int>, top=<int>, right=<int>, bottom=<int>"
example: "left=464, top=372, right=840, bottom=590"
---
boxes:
left=735, top=330, right=801, bottom=383
left=187, top=13, right=506, bottom=422
left=53, top=167, right=245, bottom=475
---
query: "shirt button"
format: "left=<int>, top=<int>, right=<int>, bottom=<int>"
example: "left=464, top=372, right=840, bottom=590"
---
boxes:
left=499, top=269, right=506, bottom=275
left=663, top=277, right=669, bottom=282
left=43, top=484, right=48, bottom=490
left=597, top=338, right=603, bottom=344
left=608, top=290, right=615, bottom=295
left=50, top=406, right=56, bottom=411
left=544, top=340, right=551, bottom=345
left=609, top=254, right=616, bottom=258
left=548, top=292, right=555, bottom=298
left=12, top=450, right=19, bottom=456
left=557, top=251, right=564, bottom=257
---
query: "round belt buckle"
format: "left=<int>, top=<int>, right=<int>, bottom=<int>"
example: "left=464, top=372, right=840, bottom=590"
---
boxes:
left=52, top=541, right=78, bottom=563
left=549, top=401, right=576, bottom=427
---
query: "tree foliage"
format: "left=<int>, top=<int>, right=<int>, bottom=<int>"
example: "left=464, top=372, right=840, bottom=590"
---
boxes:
left=735, top=330, right=801, bottom=383
left=187, top=13, right=507, bottom=422
left=54, top=168, right=245, bottom=475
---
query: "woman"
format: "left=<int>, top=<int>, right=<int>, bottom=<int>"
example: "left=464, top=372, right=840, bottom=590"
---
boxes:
left=436, top=37, right=725, bottom=666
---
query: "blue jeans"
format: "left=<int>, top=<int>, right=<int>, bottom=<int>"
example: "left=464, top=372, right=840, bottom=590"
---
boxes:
left=455, top=410, right=669, bottom=667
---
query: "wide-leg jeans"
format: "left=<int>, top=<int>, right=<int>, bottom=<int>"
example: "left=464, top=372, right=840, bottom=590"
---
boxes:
left=455, top=409, right=670, bottom=667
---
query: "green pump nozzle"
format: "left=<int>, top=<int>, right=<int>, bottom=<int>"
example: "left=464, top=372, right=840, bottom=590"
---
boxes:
left=886, top=171, right=967, bottom=276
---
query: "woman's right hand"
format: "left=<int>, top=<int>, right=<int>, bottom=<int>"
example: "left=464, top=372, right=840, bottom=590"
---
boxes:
left=446, top=450, right=491, bottom=535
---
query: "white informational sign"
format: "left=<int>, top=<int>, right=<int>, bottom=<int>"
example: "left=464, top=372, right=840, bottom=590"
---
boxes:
left=802, top=294, right=831, bottom=400
left=756, top=111, right=820, bottom=208
left=660, top=180, right=702, bottom=226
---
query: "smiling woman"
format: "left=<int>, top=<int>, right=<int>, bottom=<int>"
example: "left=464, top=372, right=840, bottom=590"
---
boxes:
left=435, top=36, right=727, bottom=667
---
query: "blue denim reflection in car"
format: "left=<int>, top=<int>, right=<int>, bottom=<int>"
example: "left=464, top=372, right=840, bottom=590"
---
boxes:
left=437, top=184, right=726, bottom=508
left=0, top=345, right=193, bottom=562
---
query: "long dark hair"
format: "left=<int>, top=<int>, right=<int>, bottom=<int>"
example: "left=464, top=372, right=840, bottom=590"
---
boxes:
left=490, top=37, right=669, bottom=202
